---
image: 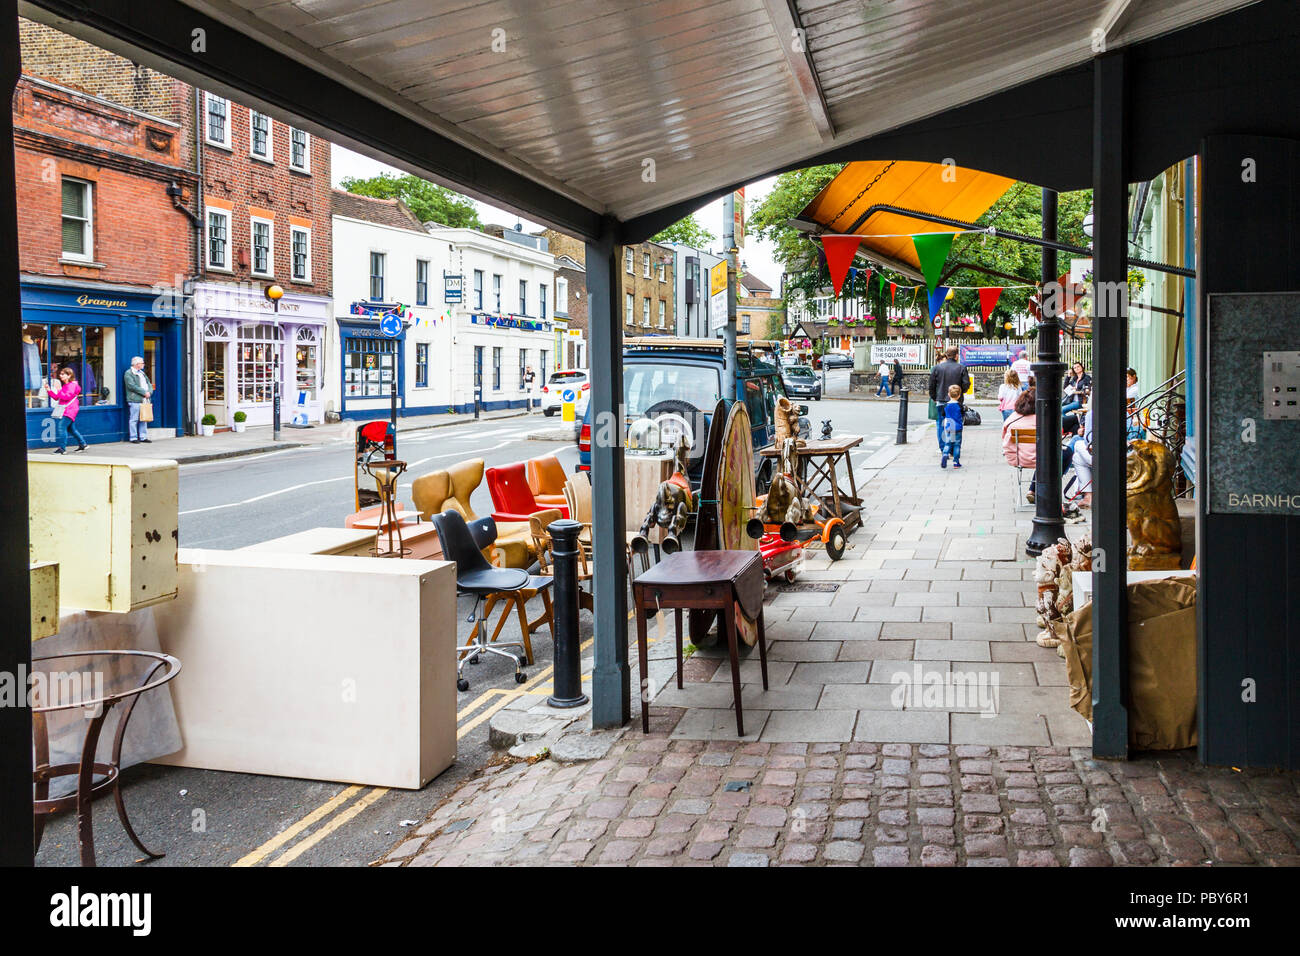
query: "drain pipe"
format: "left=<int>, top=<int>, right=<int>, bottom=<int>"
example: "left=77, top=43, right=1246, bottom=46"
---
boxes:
left=187, top=87, right=205, bottom=436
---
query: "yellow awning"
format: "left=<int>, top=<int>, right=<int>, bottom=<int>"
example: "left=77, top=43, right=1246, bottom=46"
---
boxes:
left=798, top=161, right=1016, bottom=280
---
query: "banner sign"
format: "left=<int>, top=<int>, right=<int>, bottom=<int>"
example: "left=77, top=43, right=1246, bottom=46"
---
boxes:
left=870, top=343, right=923, bottom=364
left=444, top=272, right=463, bottom=303
left=960, top=344, right=1014, bottom=367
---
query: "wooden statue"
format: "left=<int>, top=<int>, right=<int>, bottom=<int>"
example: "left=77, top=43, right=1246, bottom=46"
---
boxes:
left=1126, top=439, right=1182, bottom=570
left=755, top=437, right=815, bottom=526
left=773, top=396, right=802, bottom=448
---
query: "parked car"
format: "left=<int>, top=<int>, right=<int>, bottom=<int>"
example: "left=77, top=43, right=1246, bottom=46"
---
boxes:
left=815, top=350, right=854, bottom=370
left=541, top=368, right=589, bottom=417
left=577, top=339, right=809, bottom=491
left=781, top=364, right=822, bottom=401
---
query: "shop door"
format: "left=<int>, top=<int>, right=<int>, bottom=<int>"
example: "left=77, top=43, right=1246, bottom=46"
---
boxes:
left=143, top=333, right=165, bottom=427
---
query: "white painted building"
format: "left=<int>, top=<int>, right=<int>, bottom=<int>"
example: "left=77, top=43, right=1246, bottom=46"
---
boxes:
left=426, top=224, right=557, bottom=412
left=666, top=242, right=725, bottom=338
left=329, top=190, right=455, bottom=420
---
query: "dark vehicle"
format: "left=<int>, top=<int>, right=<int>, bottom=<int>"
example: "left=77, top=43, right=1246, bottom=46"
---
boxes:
left=781, top=364, right=822, bottom=401
left=815, top=350, right=854, bottom=370
left=576, top=338, right=808, bottom=489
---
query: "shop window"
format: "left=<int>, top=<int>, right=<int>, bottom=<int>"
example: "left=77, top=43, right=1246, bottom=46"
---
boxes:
left=251, top=218, right=273, bottom=276
left=204, top=340, right=226, bottom=402
left=492, top=347, right=502, bottom=390
left=416, top=259, right=429, bottom=306
left=24, top=323, right=115, bottom=408
left=415, top=343, right=429, bottom=388
left=291, top=226, right=310, bottom=281
left=369, top=252, right=385, bottom=301
left=250, top=111, right=272, bottom=161
left=473, top=270, right=483, bottom=310
left=235, top=322, right=282, bottom=404
left=343, top=337, right=395, bottom=398
left=207, top=208, right=230, bottom=270
left=295, top=327, right=318, bottom=400
left=205, top=93, right=231, bottom=148
left=61, top=178, right=93, bottom=261
left=289, top=128, right=310, bottom=171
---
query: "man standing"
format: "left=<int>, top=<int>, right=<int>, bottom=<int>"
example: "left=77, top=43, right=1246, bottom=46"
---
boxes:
left=1011, top=349, right=1032, bottom=388
left=928, top=345, right=970, bottom=449
left=123, top=355, right=153, bottom=443
left=875, top=358, right=893, bottom=397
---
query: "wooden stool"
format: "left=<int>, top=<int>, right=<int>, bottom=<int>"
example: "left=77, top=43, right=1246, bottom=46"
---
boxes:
left=632, top=550, right=768, bottom=736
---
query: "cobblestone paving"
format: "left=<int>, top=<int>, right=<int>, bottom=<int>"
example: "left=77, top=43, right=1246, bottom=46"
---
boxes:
left=379, top=738, right=1300, bottom=866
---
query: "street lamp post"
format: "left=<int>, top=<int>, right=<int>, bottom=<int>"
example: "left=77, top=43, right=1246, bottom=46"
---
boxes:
left=1026, top=189, right=1067, bottom=555
left=265, top=283, right=284, bottom=441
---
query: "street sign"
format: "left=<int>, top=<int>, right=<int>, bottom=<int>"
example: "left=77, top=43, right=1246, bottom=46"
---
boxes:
left=444, top=272, right=463, bottom=303
left=733, top=187, right=745, bottom=249
left=379, top=313, right=403, bottom=337
left=561, top=388, right=577, bottom=423
left=870, top=343, right=923, bottom=364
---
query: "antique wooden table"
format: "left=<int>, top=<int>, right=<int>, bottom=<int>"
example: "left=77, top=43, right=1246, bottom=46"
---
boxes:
left=759, top=434, right=864, bottom=531
left=632, top=550, right=768, bottom=737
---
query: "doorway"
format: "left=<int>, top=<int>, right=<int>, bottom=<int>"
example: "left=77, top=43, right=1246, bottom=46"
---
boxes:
left=143, top=332, right=164, bottom=427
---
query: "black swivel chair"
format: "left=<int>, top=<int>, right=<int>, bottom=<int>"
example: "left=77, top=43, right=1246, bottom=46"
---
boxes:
left=431, top=510, right=532, bottom=691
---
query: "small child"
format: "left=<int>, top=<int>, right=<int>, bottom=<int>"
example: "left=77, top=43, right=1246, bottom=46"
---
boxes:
left=940, top=383, right=963, bottom=468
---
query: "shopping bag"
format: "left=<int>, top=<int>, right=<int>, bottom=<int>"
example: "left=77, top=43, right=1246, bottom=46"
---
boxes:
left=140, top=399, right=154, bottom=423
left=50, top=402, right=65, bottom=419
left=927, top=398, right=938, bottom=420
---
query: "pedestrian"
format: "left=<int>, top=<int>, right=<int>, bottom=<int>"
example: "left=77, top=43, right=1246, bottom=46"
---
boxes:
left=1125, top=367, right=1140, bottom=401
left=875, top=359, right=893, bottom=397
left=891, top=358, right=904, bottom=392
left=1062, top=361, right=1091, bottom=416
left=123, top=355, right=153, bottom=443
left=48, top=365, right=87, bottom=454
left=940, top=383, right=964, bottom=469
left=1062, top=413, right=1092, bottom=508
left=1011, top=349, right=1032, bottom=387
left=998, top=368, right=1021, bottom=421
left=927, top=345, right=969, bottom=450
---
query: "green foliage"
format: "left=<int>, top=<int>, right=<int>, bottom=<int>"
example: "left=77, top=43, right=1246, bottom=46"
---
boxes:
left=763, top=311, right=786, bottom=340
left=340, top=173, right=482, bottom=229
left=232, top=410, right=247, bottom=423
left=651, top=214, right=715, bottom=247
left=201, top=413, right=217, bottom=426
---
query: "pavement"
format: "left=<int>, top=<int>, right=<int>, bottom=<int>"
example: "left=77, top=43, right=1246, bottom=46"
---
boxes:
left=373, top=419, right=1300, bottom=867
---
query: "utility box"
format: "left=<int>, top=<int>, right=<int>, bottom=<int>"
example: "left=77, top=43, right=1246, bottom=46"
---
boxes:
left=27, top=455, right=178, bottom=613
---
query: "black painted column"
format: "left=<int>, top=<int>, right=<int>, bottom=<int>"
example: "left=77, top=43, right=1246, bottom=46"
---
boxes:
left=0, top=0, right=33, bottom=865
left=1090, top=52, right=1131, bottom=759
left=1026, top=189, right=1067, bottom=555
left=585, top=219, right=629, bottom=729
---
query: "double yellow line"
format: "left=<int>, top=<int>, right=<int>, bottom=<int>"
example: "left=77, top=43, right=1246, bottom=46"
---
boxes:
left=232, top=639, right=594, bottom=867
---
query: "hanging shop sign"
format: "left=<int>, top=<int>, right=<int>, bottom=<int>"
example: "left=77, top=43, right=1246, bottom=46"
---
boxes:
left=444, top=272, right=463, bottom=304
left=469, top=312, right=551, bottom=333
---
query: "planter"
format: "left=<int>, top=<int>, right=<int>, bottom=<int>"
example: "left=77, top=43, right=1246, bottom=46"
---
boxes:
left=201, top=424, right=215, bottom=437
left=232, top=422, right=246, bottom=433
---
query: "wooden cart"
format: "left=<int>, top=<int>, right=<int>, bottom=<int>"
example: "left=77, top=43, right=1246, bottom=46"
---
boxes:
left=758, top=434, right=864, bottom=532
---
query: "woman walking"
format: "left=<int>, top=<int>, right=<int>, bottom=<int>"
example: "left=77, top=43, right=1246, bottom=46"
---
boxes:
left=997, top=368, right=1020, bottom=421
left=48, top=365, right=87, bottom=454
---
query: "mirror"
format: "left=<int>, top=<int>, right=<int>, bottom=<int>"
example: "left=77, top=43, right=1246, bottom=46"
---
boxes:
left=798, top=404, right=809, bottom=416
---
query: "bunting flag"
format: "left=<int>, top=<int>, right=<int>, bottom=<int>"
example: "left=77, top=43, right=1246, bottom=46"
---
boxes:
left=862, top=268, right=872, bottom=293
left=890, top=281, right=897, bottom=303
left=927, top=285, right=950, bottom=320
left=912, top=232, right=955, bottom=291
left=978, top=286, right=1003, bottom=323
left=821, top=235, right=863, bottom=297
left=877, top=272, right=887, bottom=297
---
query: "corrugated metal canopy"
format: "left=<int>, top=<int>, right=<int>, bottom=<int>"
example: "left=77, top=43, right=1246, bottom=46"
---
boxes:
left=798, top=160, right=1016, bottom=280
left=28, top=0, right=1258, bottom=232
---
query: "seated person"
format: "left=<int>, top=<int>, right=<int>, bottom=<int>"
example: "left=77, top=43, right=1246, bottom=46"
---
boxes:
left=1001, top=389, right=1076, bottom=506
left=1062, top=413, right=1092, bottom=507
left=1062, top=361, right=1091, bottom=416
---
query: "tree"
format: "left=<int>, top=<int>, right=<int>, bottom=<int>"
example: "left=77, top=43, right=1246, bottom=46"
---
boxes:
left=652, top=214, right=715, bottom=247
left=340, top=173, right=482, bottom=229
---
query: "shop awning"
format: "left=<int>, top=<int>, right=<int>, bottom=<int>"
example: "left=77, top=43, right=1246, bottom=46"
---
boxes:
left=794, top=161, right=1017, bottom=281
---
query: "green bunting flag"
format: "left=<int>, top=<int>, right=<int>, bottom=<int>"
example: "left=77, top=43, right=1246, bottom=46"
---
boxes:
left=912, top=232, right=955, bottom=291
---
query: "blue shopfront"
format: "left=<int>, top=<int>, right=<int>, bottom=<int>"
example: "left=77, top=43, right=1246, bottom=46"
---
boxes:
left=336, top=310, right=407, bottom=421
left=22, top=281, right=184, bottom=448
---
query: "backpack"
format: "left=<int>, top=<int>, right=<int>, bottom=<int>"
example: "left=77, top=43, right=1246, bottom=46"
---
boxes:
left=962, top=406, right=982, bottom=426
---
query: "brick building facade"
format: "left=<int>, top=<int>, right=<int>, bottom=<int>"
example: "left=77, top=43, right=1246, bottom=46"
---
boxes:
left=16, top=19, right=199, bottom=446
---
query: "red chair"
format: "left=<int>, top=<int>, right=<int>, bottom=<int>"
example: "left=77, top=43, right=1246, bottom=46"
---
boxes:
left=486, top=462, right=569, bottom=523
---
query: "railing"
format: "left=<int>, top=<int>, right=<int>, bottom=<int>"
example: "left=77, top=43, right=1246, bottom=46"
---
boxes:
left=1130, top=368, right=1190, bottom=492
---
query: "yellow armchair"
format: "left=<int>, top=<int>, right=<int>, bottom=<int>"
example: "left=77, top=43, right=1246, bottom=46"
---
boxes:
left=411, top=458, right=534, bottom=569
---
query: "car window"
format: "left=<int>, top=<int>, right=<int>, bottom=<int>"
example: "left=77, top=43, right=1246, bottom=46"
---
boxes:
left=786, top=366, right=815, bottom=381
left=743, top=379, right=767, bottom=427
left=548, top=370, right=585, bottom=384
left=624, top=362, right=720, bottom=415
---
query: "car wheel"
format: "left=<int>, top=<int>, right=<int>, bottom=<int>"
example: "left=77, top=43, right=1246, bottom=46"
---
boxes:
left=543, top=407, right=555, bottom=417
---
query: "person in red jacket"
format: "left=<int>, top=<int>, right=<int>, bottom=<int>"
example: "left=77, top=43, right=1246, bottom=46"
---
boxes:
left=48, top=365, right=87, bottom=454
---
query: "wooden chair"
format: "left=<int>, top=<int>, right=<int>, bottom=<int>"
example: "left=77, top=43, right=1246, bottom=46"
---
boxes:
left=562, top=472, right=594, bottom=555
left=526, top=454, right=569, bottom=509
left=1010, top=427, right=1036, bottom=510
left=530, top=508, right=594, bottom=612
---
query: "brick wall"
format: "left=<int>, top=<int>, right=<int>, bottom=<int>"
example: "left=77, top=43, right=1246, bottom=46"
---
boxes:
left=200, top=97, right=332, bottom=296
left=540, top=230, right=675, bottom=336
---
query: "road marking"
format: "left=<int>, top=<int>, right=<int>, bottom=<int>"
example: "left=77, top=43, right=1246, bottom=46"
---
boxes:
left=268, top=787, right=390, bottom=867
left=232, top=785, right=364, bottom=867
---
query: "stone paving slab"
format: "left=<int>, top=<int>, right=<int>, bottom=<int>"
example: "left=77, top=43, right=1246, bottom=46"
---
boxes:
left=379, top=740, right=1300, bottom=867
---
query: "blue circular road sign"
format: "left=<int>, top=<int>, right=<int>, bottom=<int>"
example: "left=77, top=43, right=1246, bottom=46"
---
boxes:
left=380, top=313, right=403, bottom=337
left=562, top=389, right=576, bottom=403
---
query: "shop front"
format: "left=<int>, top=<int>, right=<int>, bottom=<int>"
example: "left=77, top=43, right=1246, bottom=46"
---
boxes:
left=195, top=282, right=330, bottom=427
left=336, top=306, right=406, bottom=421
left=22, top=280, right=183, bottom=448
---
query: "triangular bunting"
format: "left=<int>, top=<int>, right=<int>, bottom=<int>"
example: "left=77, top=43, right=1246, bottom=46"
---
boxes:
left=927, top=286, right=950, bottom=320
left=912, top=232, right=955, bottom=291
left=877, top=273, right=887, bottom=297
left=978, top=287, right=1003, bottom=323
left=821, top=235, right=863, bottom=297
left=890, top=282, right=897, bottom=303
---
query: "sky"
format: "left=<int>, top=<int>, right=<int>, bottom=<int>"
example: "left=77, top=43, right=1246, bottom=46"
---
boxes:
left=331, top=145, right=784, bottom=292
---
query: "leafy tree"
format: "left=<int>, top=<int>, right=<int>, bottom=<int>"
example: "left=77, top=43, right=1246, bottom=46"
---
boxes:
left=340, top=173, right=482, bottom=229
left=652, top=214, right=715, bottom=247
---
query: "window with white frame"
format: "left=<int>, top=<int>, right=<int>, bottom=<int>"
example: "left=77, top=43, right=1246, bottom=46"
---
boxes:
left=289, top=128, right=310, bottom=171
left=369, top=252, right=385, bottom=301
left=519, top=279, right=528, bottom=315
left=555, top=276, right=568, bottom=315
left=492, top=274, right=502, bottom=312
left=416, top=259, right=429, bottom=305
left=290, top=226, right=311, bottom=281
left=624, top=248, right=633, bottom=273
left=251, top=217, right=273, bottom=276
left=205, top=93, right=231, bottom=148
left=415, top=342, right=429, bottom=388
left=295, top=326, right=319, bottom=400
left=625, top=293, right=633, bottom=323
left=60, top=178, right=92, bottom=261
left=659, top=299, right=666, bottom=328
left=658, top=260, right=667, bottom=282
left=250, top=111, right=272, bottom=161
left=473, top=269, right=484, bottom=309
left=492, top=346, right=502, bottom=390
left=206, top=207, right=230, bottom=270
left=540, top=284, right=547, bottom=320
left=643, top=253, right=650, bottom=277
left=642, top=297, right=650, bottom=326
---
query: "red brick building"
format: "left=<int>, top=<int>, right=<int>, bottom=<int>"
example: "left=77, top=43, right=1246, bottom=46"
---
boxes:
left=194, top=92, right=333, bottom=427
left=16, top=18, right=199, bottom=445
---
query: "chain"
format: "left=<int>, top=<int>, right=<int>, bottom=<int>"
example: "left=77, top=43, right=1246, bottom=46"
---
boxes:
left=826, top=160, right=896, bottom=229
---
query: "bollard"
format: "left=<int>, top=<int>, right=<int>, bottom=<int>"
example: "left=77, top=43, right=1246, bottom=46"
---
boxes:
left=547, top=518, right=589, bottom=708
left=895, top=388, right=909, bottom=444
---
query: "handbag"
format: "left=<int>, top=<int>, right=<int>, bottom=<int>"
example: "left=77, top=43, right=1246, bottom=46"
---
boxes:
left=50, top=402, right=65, bottom=419
left=962, top=406, right=982, bottom=426
left=139, top=398, right=154, bottom=423
left=927, top=398, right=939, bottom=420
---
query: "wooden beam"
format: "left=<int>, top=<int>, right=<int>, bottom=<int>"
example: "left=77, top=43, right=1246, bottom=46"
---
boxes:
left=761, top=0, right=836, bottom=142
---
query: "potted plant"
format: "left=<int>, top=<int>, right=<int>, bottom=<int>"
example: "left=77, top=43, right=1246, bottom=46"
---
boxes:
left=231, top=410, right=247, bottom=433
left=201, top=413, right=217, bottom=437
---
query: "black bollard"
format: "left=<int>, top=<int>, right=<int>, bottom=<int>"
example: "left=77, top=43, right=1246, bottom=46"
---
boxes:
left=547, top=518, right=589, bottom=708
left=895, top=388, right=909, bottom=444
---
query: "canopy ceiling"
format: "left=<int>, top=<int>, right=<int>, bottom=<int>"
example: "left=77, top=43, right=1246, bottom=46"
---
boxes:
left=23, top=0, right=1264, bottom=238
left=797, top=160, right=1016, bottom=281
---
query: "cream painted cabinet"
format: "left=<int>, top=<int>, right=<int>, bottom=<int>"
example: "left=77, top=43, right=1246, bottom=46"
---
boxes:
left=27, top=455, right=178, bottom=613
